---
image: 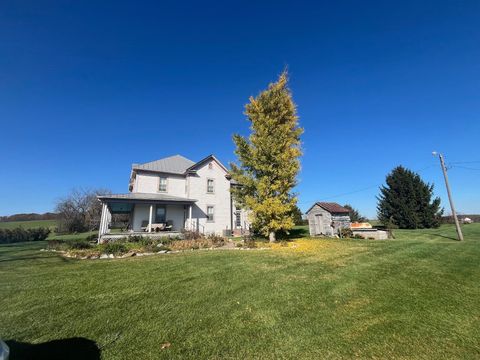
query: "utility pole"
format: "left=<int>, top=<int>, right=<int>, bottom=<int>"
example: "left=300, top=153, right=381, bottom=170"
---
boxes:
left=433, top=152, right=464, bottom=241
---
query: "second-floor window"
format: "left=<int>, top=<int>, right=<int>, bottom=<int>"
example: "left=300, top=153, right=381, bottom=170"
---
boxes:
left=207, top=179, right=214, bottom=193
left=159, top=177, right=167, bottom=192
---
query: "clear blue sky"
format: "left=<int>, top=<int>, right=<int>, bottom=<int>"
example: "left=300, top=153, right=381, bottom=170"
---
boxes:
left=1, top=1, right=479, bottom=218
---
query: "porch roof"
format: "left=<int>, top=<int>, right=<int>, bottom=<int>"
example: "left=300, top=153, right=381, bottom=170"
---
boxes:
left=98, top=192, right=197, bottom=205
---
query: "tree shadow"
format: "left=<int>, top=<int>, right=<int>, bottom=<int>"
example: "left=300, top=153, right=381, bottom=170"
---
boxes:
left=6, top=337, right=100, bottom=360
left=277, top=226, right=310, bottom=240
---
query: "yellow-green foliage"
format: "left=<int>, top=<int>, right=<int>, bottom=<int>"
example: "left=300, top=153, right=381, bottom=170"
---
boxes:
left=231, top=71, right=303, bottom=240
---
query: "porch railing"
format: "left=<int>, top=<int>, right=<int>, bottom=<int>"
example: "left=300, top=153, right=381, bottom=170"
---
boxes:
left=185, top=219, right=205, bottom=234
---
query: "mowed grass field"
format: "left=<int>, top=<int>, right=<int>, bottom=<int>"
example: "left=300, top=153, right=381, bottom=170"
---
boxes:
left=1, top=224, right=479, bottom=359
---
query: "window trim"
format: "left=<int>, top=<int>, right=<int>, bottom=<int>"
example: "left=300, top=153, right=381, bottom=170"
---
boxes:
left=207, top=178, right=215, bottom=194
left=206, top=205, right=215, bottom=222
left=158, top=176, right=168, bottom=193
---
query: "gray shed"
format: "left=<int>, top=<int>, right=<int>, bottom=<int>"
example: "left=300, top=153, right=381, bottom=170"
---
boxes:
left=306, top=202, right=351, bottom=237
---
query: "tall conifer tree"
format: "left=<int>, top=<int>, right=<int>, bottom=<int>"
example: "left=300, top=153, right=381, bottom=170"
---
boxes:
left=230, top=71, right=303, bottom=242
left=377, top=166, right=443, bottom=229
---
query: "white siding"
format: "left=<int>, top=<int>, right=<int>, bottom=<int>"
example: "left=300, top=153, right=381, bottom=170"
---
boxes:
left=134, top=172, right=187, bottom=197
left=188, top=160, right=231, bottom=235
left=132, top=204, right=150, bottom=231
left=166, top=205, right=185, bottom=231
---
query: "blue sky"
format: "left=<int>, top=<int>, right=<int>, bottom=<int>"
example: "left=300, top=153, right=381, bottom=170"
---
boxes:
left=1, top=0, right=479, bottom=218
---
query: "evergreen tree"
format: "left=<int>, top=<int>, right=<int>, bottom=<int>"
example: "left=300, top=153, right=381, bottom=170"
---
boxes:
left=377, top=166, right=443, bottom=229
left=343, top=204, right=367, bottom=223
left=230, top=71, right=303, bottom=242
left=290, top=205, right=305, bottom=225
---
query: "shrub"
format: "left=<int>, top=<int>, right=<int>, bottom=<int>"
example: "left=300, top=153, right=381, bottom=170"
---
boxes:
left=339, top=228, right=353, bottom=238
left=170, top=239, right=213, bottom=251
left=182, top=230, right=203, bottom=240
left=47, top=239, right=69, bottom=251
left=0, top=227, right=51, bottom=244
left=103, top=242, right=128, bottom=255
left=205, top=234, right=226, bottom=246
left=69, top=240, right=92, bottom=250
left=243, top=235, right=257, bottom=248
left=85, top=234, right=98, bottom=242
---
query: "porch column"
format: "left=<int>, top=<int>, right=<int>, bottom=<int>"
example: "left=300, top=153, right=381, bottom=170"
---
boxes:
left=188, top=205, right=192, bottom=231
left=104, top=206, right=111, bottom=234
left=98, top=203, right=107, bottom=241
left=148, top=204, right=153, bottom=233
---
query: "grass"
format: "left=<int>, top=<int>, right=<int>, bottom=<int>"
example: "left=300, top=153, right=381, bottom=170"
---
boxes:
left=0, top=219, right=57, bottom=230
left=1, top=224, right=479, bottom=359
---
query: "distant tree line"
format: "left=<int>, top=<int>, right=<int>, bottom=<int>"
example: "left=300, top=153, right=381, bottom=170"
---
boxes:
left=0, top=212, right=59, bottom=222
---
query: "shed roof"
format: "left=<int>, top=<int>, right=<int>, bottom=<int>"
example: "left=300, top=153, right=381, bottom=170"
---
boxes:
left=306, top=202, right=350, bottom=214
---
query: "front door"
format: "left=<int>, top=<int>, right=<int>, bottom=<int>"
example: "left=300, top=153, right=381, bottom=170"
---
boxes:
left=155, top=205, right=166, bottom=223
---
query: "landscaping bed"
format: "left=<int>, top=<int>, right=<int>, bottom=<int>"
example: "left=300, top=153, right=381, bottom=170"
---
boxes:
left=44, top=233, right=246, bottom=259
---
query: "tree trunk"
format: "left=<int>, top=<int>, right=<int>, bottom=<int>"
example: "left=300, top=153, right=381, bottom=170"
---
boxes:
left=269, top=231, right=276, bottom=243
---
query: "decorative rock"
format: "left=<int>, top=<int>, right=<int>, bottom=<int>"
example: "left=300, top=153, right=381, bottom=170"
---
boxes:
left=108, top=254, right=114, bottom=259
left=156, top=243, right=164, bottom=247
left=100, top=254, right=109, bottom=259
left=158, top=250, right=167, bottom=254
left=122, top=251, right=136, bottom=258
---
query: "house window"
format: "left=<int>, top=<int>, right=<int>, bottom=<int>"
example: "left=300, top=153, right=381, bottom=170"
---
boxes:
left=207, top=179, right=214, bottom=193
left=159, top=177, right=167, bottom=192
left=155, top=206, right=166, bottom=223
left=207, top=206, right=215, bottom=222
left=235, top=207, right=241, bottom=227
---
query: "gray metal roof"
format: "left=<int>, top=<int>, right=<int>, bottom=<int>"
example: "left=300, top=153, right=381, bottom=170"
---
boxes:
left=132, top=155, right=195, bottom=174
left=98, top=193, right=197, bottom=203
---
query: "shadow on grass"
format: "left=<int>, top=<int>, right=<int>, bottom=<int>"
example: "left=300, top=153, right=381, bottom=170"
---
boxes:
left=6, top=337, right=100, bottom=360
left=430, top=233, right=459, bottom=241
left=277, top=227, right=310, bottom=240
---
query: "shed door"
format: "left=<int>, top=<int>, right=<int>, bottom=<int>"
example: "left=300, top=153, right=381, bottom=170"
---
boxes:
left=315, top=214, right=323, bottom=235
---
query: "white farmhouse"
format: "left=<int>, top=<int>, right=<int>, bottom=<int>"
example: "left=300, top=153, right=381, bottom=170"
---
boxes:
left=97, top=154, right=249, bottom=241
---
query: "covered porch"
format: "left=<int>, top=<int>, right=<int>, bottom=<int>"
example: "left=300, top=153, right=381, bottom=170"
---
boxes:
left=97, top=193, right=198, bottom=242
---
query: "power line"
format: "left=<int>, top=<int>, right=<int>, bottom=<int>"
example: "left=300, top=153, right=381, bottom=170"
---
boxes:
left=452, top=165, right=480, bottom=171
left=297, top=164, right=437, bottom=205
left=449, top=160, right=480, bottom=165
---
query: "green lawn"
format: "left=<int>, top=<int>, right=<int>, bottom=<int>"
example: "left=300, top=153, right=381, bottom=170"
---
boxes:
left=1, top=224, right=479, bottom=359
left=0, top=219, right=57, bottom=230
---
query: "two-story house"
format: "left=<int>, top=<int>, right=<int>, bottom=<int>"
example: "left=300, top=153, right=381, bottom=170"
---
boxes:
left=97, top=154, right=249, bottom=241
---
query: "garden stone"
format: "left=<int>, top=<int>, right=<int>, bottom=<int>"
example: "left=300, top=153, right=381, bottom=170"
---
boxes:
left=100, top=254, right=109, bottom=259
left=159, top=250, right=167, bottom=254
left=108, top=254, right=114, bottom=259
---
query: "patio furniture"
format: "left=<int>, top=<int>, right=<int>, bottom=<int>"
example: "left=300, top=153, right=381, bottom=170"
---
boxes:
left=150, top=223, right=165, bottom=232
left=141, top=220, right=149, bottom=232
left=164, top=220, right=173, bottom=231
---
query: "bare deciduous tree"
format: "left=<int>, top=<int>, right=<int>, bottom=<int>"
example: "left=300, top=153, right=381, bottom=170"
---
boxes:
left=56, top=188, right=111, bottom=233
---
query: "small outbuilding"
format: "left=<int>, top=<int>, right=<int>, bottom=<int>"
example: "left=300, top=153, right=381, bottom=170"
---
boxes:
left=306, top=202, right=351, bottom=237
